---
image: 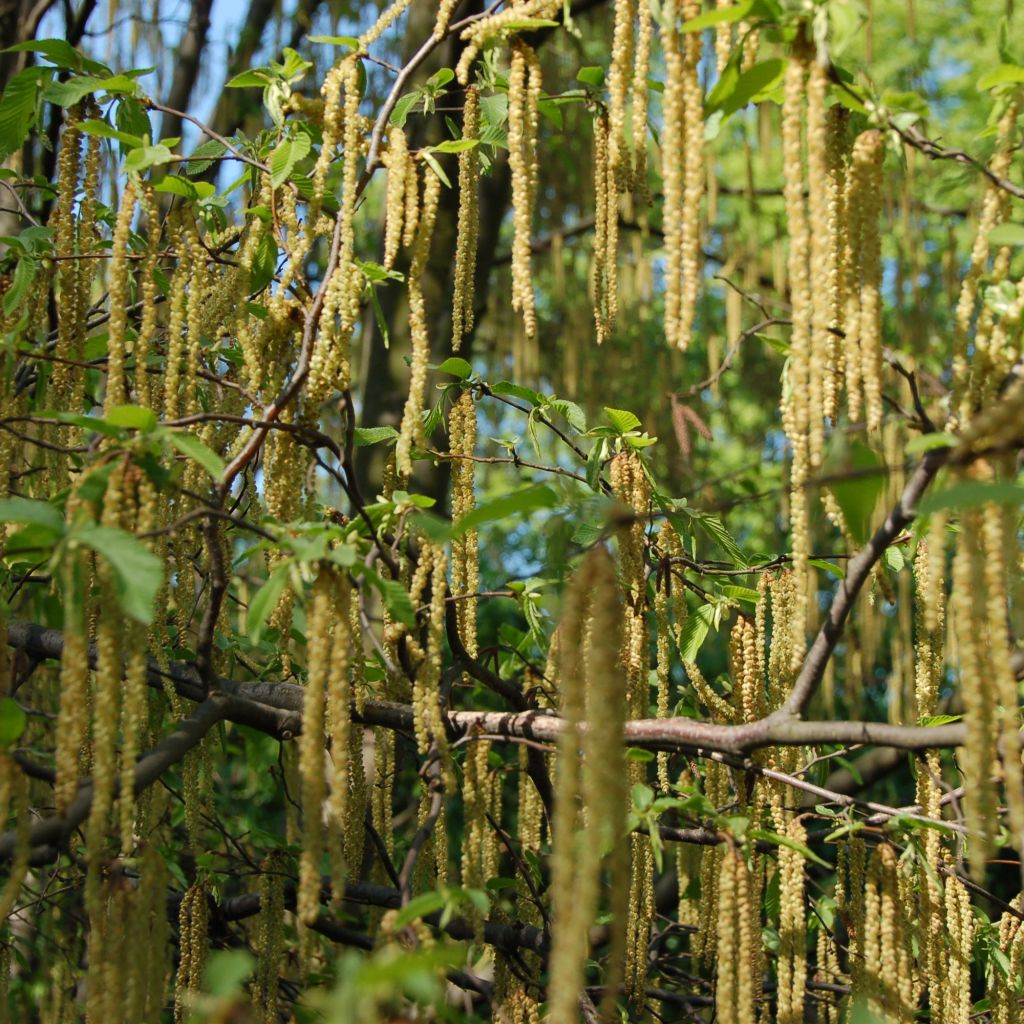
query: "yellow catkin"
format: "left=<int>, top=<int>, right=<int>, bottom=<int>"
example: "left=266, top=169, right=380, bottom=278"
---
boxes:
left=806, top=58, right=831, bottom=468
left=660, top=0, right=704, bottom=351
left=383, top=127, right=408, bottom=270
left=297, top=572, right=332, bottom=927
left=0, top=759, right=30, bottom=924
left=714, top=0, right=733, bottom=71
left=507, top=40, right=541, bottom=339
left=307, top=57, right=361, bottom=407
left=592, top=113, right=612, bottom=344
left=396, top=169, right=441, bottom=477
left=174, top=884, right=208, bottom=1023
left=452, top=87, right=481, bottom=350
left=358, top=0, right=414, bottom=48
left=776, top=820, right=808, bottom=1024
left=253, top=852, right=286, bottom=1023
left=848, top=130, right=885, bottom=433
left=950, top=99, right=1019, bottom=425
left=454, top=0, right=560, bottom=84
left=102, top=181, right=138, bottom=413
left=823, top=105, right=850, bottom=423
left=780, top=48, right=811, bottom=661
left=993, top=896, right=1024, bottom=1024
left=324, top=572, right=353, bottom=905
left=449, top=392, right=479, bottom=663
left=714, top=845, right=755, bottom=1024
left=548, top=548, right=624, bottom=1022
left=631, top=0, right=653, bottom=196
left=607, top=0, right=636, bottom=191
left=53, top=542, right=90, bottom=812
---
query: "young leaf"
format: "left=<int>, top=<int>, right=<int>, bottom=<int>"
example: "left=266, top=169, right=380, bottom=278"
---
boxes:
left=247, top=564, right=290, bottom=644
left=76, top=524, right=163, bottom=624
left=453, top=484, right=558, bottom=537
left=166, top=432, right=227, bottom=479
left=0, top=497, right=65, bottom=536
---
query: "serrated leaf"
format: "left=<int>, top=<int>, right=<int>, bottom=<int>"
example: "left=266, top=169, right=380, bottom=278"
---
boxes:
left=987, top=222, right=1024, bottom=246
left=394, top=891, right=446, bottom=928
left=604, top=407, right=641, bottom=433
left=453, top=484, right=558, bottom=537
left=0, top=497, right=64, bottom=536
left=105, top=404, right=157, bottom=431
left=682, top=0, right=754, bottom=32
left=76, top=524, right=163, bottom=624
left=0, top=698, right=26, bottom=747
left=905, top=432, right=959, bottom=455
left=748, top=829, right=831, bottom=869
left=678, top=603, right=715, bottom=661
left=491, top=381, right=545, bottom=406
left=695, top=512, right=747, bottom=566
left=2, top=255, right=36, bottom=315
left=919, top=481, right=1024, bottom=516
left=978, top=64, right=1024, bottom=90
left=435, top=356, right=473, bottom=378
left=389, top=91, right=420, bottom=128
left=420, top=150, right=451, bottom=187
left=166, top=432, right=226, bottom=479
left=269, top=132, right=310, bottom=188
left=0, top=67, right=45, bottom=163
left=247, top=564, right=290, bottom=644
left=353, top=426, right=399, bottom=447
left=226, top=68, right=273, bottom=88
left=432, top=138, right=478, bottom=154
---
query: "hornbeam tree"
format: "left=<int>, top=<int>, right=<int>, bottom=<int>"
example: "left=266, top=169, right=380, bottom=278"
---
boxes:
left=1, top=0, right=1024, bottom=1020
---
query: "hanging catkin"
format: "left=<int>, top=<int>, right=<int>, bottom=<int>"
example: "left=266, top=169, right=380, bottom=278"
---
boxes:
left=660, top=0, right=704, bottom=351
left=252, top=852, right=286, bottom=1023
left=776, top=820, right=808, bottom=1024
left=845, top=130, right=885, bottom=433
left=452, top=87, right=481, bottom=350
left=714, top=845, right=755, bottom=1024
left=297, top=571, right=332, bottom=927
left=780, top=46, right=811, bottom=661
left=508, top=40, right=541, bottom=339
left=174, top=884, right=208, bottom=1023
left=454, top=0, right=560, bottom=84
left=592, top=113, right=618, bottom=343
left=607, top=0, right=636, bottom=190
left=396, top=169, right=442, bottom=478
left=449, top=392, right=479, bottom=662
left=548, top=548, right=625, bottom=1022
left=383, top=127, right=408, bottom=270
left=102, top=181, right=138, bottom=413
left=324, top=572, right=353, bottom=905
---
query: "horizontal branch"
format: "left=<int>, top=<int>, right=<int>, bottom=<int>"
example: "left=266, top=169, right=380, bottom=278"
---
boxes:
left=0, top=697, right=227, bottom=862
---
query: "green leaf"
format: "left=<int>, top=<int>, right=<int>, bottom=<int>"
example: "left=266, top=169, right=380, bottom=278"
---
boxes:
left=356, top=569, right=416, bottom=629
left=679, top=603, right=716, bottom=661
left=307, top=34, right=359, bottom=48
left=919, top=481, right=1024, bottom=516
left=0, top=67, right=45, bottom=163
left=604, top=407, right=641, bottom=433
left=577, top=66, right=606, bottom=87
left=105, top=404, right=157, bottom=431
left=682, top=0, right=754, bottom=32
left=694, top=512, right=747, bottom=566
left=631, top=783, right=655, bottom=812
left=420, top=150, right=451, bottom=188
left=748, top=829, right=831, bottom=869
left=226, top=69, right=273, bottom=88
left=0, top=497, right=64, bottom=536
left=0, top=698, right=27, bottom=747
left=76, top=524, right=163, bottom=624
left=394, top=891, right=446, bottom=928
left=4, top=39, right=104, bottom=71
left=353, top=426, right=400, bottom=447
left=78, top=118, right=144, bottom=148
left=432, top=138, right=479, bottom=154
left=905, top=432, right=958, bottom=455
left=166, top=431, right=226, bottom=479
left=202, top=949, right=254, bottom=997
left=706, top=57, right=785, bottom=118
left=986, top=223, right=1024, bottom=246
left=389, top=91, right=420, bottom=128
left=808, top=558, right=845, bottom=579
left=2, top=255, right=36, bottom=315
left=250, top=233, right=278, bottom=292
left=978, top=64, right=1024, bottom=90
left=828, top=440, right=885, bottom=544
left=123, top=143, right=174, bottom=174
left=919, top=714, right=963, bottom=727
left=435, top=356, right=473, bottom=379
left=247, top=564, right=290, bottom=644
left=491, top=381, right=545, bottom=406
left=269, top=132, right=311, bottom=188
left=453, top=484, right=558, bottom=537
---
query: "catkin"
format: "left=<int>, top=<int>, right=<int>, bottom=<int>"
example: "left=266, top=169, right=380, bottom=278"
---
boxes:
left=452, top=87, right=481, bottom=349
left=174, top=884, right=208, bottom=1022
left=449, top=392, right=479, bottom=663
left=508, top=40, right=541, bottom=339
left=396, top=169, right=442, bottom=477
left=660, top=0, right=704, bottom=351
